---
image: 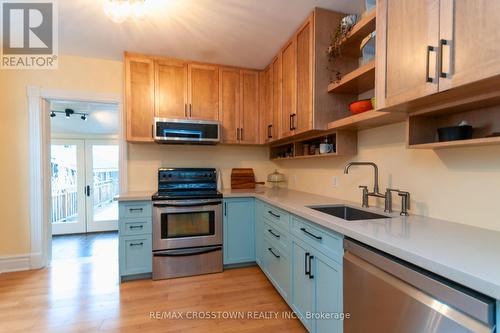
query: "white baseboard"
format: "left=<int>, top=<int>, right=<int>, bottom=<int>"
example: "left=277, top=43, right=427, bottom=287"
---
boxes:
left=0, top=254, right=31, bottom=273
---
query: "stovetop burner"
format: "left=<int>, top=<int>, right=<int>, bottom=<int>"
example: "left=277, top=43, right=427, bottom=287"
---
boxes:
left=151, top=168, right=222, bottom=201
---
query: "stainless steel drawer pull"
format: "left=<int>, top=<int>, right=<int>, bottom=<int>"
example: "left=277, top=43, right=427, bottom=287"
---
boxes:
left=425, top=45, right=437, bottom=83
left=129, top=225, right=144, bottom=229
left=300, top=227, right=322, bottom=240
left=268, top=247, right=280, bottom=259
left=129, top=208, right=143, bottom=212
left=268, top=210, right=280, bottom=218
left=129, top=242, right=144, bottom=247
left=267, top=229, right=280, bottom=239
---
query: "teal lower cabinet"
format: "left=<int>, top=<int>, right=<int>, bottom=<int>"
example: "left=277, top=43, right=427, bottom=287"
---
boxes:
left=118, top=200, right=153, bottom=281
left=223, top=198, right=255, bottom=265
left=291, top=239, right=315, bottom=332
left=263, top=236, right=290, bottom=301
left=255, top=200, right=265, bottom=266
left=291, top=236, right=343, bottom=333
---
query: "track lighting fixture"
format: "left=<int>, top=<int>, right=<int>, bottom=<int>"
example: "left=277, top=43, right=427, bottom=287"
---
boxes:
left=50, top=109, right=89, bottom=121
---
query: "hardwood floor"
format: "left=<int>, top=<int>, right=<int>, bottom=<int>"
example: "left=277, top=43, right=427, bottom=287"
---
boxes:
left=51, top=232, right=118, bottom=261
left=0, top=248, right=306, bottom=332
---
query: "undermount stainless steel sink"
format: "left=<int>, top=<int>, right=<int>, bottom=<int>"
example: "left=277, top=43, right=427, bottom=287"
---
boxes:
left=308, top=205, right=391, bottom=221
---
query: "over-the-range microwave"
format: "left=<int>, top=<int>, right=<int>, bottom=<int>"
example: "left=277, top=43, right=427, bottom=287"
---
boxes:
left=154, top=118, right=221, bottom=145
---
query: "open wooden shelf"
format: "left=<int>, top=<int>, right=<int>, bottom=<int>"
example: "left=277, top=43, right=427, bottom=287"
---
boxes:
left=327, top=60, right=375, bottom=94
left=327, top=110, right=407, bottom=131
left=408, top=103, right=500, bottom=149
left=340, top=10, right=376, bottom=57
left=408, top=136, right=500, bottom=149
left=270, top=130, right=357, bottom=160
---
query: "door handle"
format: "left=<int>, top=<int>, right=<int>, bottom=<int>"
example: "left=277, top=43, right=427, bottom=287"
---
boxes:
left=439, top=39, right=452, bottom=78
left=305, top=252, right=310, bottom=276
left=425, top=45, right=437, bottom=83
left=308, top=255, right=314, bottom=279
left=85, top=185, right=90, bottom=197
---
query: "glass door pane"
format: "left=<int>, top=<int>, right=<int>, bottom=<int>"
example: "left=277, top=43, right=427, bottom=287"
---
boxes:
left=86, top=141, right=119, bottom=232
left=51, top=140, right=86, bottom=235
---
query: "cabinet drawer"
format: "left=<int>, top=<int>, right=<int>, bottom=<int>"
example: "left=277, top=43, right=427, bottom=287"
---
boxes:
left=263, top=220, right=289, bottom=250
left=119, top=234, right=152, bottom=276
left=263, top=237, right=290, bottom=301
left=261, top=203, right=290, bottom=231
left=291, top=216, right=343, bottom=261
left=119, top=218, right=152, bottom=236
left=119, top=201, right=152, bottom=219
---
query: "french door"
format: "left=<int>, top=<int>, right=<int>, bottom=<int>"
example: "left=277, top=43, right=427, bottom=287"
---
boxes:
left=51, top=139, right=119, bottom=235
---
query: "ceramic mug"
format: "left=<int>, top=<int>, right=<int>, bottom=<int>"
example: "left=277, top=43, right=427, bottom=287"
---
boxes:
left=319, top=143, right=333, bottom=154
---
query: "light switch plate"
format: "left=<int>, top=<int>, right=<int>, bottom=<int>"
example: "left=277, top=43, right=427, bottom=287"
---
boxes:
left=332, top=176, right=339, bottom=188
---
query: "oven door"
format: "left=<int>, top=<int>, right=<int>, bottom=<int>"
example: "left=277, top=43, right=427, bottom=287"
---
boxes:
left=152, top=199, right=222, bottom=250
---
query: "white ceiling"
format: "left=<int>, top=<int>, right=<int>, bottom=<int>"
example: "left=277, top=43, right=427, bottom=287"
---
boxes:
left=50, top=100, right=118, bottom=135
left=60, top=0, right=365, bottom=68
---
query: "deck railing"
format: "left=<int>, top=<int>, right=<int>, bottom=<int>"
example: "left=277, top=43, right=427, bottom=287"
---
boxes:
left=51, top=179, right=119, bottom=223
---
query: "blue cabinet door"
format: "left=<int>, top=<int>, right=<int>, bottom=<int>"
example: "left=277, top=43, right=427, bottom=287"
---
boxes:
left=314, top=250, right=343, bottom=333
left=119, top=234, right=152, bottom=276
left=223, top=198, right=255, bottom=265
left=291, top=238, right=314, bottom=332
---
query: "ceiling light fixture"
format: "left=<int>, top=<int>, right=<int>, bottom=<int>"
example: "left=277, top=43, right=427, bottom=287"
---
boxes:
left=103, top=0, right=147, bottom=23
left=50, top=109, right=89, bottom=121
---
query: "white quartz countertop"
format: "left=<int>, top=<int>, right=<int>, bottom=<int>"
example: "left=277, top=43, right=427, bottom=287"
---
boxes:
left=222, top=188, right=500, bottom=300
left=115, top=191, right=155, bottom=201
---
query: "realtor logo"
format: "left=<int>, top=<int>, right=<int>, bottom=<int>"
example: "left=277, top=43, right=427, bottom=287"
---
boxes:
left=1, top=0, right=58, bottom=69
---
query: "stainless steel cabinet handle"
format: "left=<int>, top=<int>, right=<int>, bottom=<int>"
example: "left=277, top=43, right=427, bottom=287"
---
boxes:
left=300, top=227, right=322, bottom=240
left=425, top=45, right=437, bottom=83
left=267, top=229, right=280, bottom=239
left=439, top=39, right=452, bottom=78
left=130, top=242, right=143, bottom=247
left=268, top=210, right=280, bottom=218
left=268, top=247, right=280, bottom=259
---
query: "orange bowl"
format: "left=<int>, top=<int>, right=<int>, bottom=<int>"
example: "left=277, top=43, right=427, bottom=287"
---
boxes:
left=349, top=99, right=373, bottom=114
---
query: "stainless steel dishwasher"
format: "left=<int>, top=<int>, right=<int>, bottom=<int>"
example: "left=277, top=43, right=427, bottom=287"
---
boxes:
left=343, top=239, right=496, bottom=333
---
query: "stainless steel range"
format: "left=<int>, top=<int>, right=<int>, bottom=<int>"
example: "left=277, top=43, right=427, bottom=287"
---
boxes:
left=151, top=168, right=223, bottom=280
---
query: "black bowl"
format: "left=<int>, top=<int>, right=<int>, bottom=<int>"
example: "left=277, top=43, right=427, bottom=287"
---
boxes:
left=437, top=125, right=473, bottom=142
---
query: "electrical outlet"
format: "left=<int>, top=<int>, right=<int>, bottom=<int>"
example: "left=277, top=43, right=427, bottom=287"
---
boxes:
left=332, top=176, right=339, bottom=188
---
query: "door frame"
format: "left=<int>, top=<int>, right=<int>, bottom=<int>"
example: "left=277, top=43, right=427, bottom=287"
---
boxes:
left=27, top=86, right=125, bottom=269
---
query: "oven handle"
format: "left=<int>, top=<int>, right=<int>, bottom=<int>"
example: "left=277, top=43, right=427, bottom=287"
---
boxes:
left=153, top=200, right=222, bottom=208
left=153, top=246, right=222, bottom=257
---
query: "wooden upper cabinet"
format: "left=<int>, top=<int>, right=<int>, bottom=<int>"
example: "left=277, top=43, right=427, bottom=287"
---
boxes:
left=377, top=0, right=440, bottom=109
left=272, top=55, right=282, bottom=141
left=188, top=64, right=219, bottom=120
left=219, top=67, right=240, bottom=144
left=281, top=39, right=297, bottom=138
left=125, top=55, right=154, bottom=142
left=295, top=16, right=313, bottom=134
left=239, top=70, right=259, bottom=144
left=259, top=66, right=273, bottom=144
left=155, top=59, right=188, bottom=119
left=439, top=0, right=500, bottom=91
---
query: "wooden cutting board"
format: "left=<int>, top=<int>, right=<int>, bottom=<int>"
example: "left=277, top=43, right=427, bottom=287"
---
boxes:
left=231, top=168, right=265, bottom=189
